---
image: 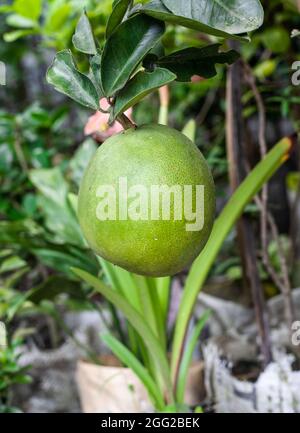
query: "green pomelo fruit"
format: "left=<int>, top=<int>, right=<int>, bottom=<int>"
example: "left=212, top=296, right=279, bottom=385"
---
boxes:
left=78, top=124, right=215, bottom=277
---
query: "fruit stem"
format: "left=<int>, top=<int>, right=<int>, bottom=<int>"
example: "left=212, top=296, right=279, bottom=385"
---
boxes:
left=117, top=113, right=136, bottom=130
left=158, top=86, right=169, bottom=126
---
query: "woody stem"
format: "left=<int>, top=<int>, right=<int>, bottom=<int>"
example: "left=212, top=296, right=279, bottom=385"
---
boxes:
left=116, top=113, right=136, bottom=130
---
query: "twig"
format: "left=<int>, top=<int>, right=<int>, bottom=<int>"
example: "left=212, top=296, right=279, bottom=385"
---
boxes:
left=195, top=89, right=217, bottom=126
left=290, top=167, right=300, bottom=268
left=116, top=113, right=136, bottom=130
left=254, top=195, right=294, bottom=325
left=243, top=61, right=294, bottom=328
left=14, top=123, right=29, bottom=173
left=226, top=48, right=272, bottom=366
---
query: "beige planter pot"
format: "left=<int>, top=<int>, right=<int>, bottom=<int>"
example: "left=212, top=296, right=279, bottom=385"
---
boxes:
left=76, top=356, right=204, bottom=413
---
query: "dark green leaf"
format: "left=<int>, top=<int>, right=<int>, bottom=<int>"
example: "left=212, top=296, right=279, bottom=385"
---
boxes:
left=140, top=0, right=247, bottom=40
left=28, top=276, right=85, bottom=304
left=101, top=15, right=165, bottom=97
left=112, top=67, right=176, bottom=120
left=162, top=0, right=264, bottom=34
left=47, top=50, right=99, bottom=110
left=106, top=0, right=132, bottom=38
left=72, top=11, right=97, bottom=55
left=89, top=53, right=104, bottom=97
left=32, top=248, right=95, bottom=277
left=154, top=44, right=239, bottom=82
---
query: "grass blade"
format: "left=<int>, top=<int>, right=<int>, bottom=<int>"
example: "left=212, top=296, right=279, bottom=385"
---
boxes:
left=72, top=267, right=174, bottom=402
left=155, top=276, right=171, bottom=327
left=102, top=332, right=165, bottom=411
left=171, top=137, right=293, bottom=387
left=176, top=311, right=210, bottom=403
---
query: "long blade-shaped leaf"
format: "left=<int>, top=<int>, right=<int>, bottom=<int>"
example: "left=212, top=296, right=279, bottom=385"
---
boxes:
left=155, top=276, right=171, bottom=328
left=101, top=14, right=165, bottom=97
left=171, top=137, right=293, bottom=386
left=47, top=50, right=99, bottom=110
left=98, top=258, right=157, bottom=374
left=176, top=311, right=210, bottom=403
left=162, top=0, right=264, bottom=34
left=102, top=332, right=165, bottom=411
left=99, top=257, right=142, bottom=311
left=72, top=267, right=174, bottom=401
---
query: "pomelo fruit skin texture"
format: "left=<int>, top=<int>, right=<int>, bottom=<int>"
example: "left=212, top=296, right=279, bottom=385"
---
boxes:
left=78, top=124, right=215, bottom=277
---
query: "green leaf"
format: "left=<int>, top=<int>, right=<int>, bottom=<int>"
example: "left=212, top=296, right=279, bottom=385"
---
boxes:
left=132, top=275, right=165, bottom=347
left=0, top=256, right=27, bottom=275
left=101, top=14, right=165, bottom=97
left=6, top=14, right=37, bottom=29
left=162, top=0, right=264, bottom=34
left=0, top=322, right=7, bottom=349
left=29, top=167, right=85, bottom=247
left=6, top=292, right=32, bottom=322
left=28, top=276, right=85, bottom=304
left=32, top=247, right=97, bottom=277
left=155, top=276, right=171, bottom=328
left=47, top=50, right=99, bottom=110
left=44, top=4, right=72, bottom=33
left=106, top=0, right=132, bottom=38
left=176, top=311, right=210, bottom=403
left=72, top=11, right=97, bottom=55
left=182, top=119, right=196, bottom=142
left=13, top=0, right=42, bottom=21
left=102, top=332, right=165, bottom=411
left=29, top=167, right=68, bottom=205
left=72, top=267, right=174, bottom=401
left=3, top=29, right=37, bottom=42
left=260, top=27, right=290, bottom=54
left=98, top=258, right=153, bottom=367
left=140, top=0, right=248, bottom=41
left=171, top=137, right=293, bottom=387
left=112, top=68, right=176, bottom=120
left=154, top=44, right=239, bottom=82
left=69, top=139, right=97, bottom=187
left=89, top=54, right=104, bottom=98
left=0, top=5, right=13, bottom=13
left=99, top=257, right=142, bottom=312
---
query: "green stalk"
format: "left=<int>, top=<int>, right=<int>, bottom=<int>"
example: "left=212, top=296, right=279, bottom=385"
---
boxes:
left=133, top=276, right=168, bottom=392
left=170, top=137, right=293, bottom=390
left=158, top=86, right=169, bottom=126
left=146, top=277, right=167, bottom=350
left=102, top=332, right=165, bottom=411
left=155, top=276, right=171, bottom=329
left=73, top=267, right=175, bottom=404
left=99, top=258, right=155, bottom=377
left=176, top=311, right=210, bottom=403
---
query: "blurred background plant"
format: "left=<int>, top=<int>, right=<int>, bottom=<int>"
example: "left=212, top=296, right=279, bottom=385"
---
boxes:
left=0, top=0, right=299, bottom=413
